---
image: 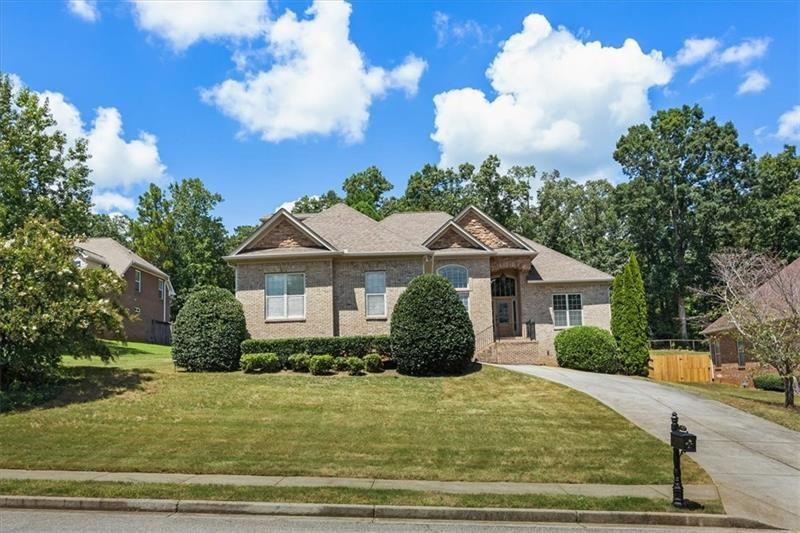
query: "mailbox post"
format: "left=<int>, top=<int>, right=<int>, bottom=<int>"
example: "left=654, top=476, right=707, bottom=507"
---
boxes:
left=670, top=412, right=697, bottom=508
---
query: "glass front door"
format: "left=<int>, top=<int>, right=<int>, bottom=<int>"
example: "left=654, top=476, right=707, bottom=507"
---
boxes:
left=493, top=297, right=515, bottom=337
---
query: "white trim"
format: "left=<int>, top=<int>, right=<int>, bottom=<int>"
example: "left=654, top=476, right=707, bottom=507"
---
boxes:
left=364, top=270, right=387, bottom=318
left=552, top=293, right=583, bottom=329
left=134, top=269, right=142, bottom=293
left=265, top=272, right=307, bottom=321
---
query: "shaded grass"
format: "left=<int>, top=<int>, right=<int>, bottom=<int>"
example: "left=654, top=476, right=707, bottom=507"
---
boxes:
left=0, top=341, right=708, bottom=484
left=668, top=382, right=800, bottom=432
left=0, top=479, right=724, bottom=513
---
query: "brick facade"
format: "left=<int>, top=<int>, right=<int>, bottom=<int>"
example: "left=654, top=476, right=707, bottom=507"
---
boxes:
left=332, top=258, right=424, bottom=336
left=520, top=282, right=612, bottom=358
left=118, top=267, right=170, bottom=343
left=431, top=256, right=493, bottom=339
left=236, top=259, right=334, bottom=338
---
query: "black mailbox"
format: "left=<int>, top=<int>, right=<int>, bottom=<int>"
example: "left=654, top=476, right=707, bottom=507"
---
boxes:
left=670, top=429, right=697, bottom=452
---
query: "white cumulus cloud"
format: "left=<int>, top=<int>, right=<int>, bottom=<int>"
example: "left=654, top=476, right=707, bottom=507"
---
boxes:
left=717, top=38, right=771, bottom=65
left=27, top=82, right=166, bottom=195
left=431, top=13, right=672, bottom=179
left=67, top=0, right=99, bottom=22
left=131, top=0, right=269, bottom=52
left=776, top=105, right=800, bottom=142
left=737, top=70, right=770, bottom=95
left=92, top=191, right=136, bottom=213
left=202, top=0, right=426, bottom=143
left=675, top=37, right=719, bottom=66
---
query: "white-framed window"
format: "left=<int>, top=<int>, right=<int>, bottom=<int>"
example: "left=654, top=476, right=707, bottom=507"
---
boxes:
left=265, top=273, right=306, bottom=320
left=553, top=293, right=582, bottom=327
left=134, top=270, right=142, bottom=292
left=158, top=279, right=165, bottom=301
left=365, top=271, right=386, bottom=318
left=437, top=264, right=470, bottom=311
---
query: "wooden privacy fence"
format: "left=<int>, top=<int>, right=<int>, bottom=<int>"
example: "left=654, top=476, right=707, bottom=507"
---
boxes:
left=648, top=354, right=713, bottom=383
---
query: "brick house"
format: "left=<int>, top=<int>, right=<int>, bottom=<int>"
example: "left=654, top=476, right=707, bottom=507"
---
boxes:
left=225, top=203, right=613, bottom=364
left=76, top=238, right=175, bottom=344
left=701, top=257, right=800, bottom=385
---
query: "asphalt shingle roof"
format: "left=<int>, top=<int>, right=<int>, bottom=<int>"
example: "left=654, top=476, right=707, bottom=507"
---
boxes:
left=76, top=238, right=170, bottom=279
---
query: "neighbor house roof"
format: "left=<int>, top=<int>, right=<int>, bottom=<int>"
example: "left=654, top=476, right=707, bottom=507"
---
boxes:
left=517, top=236, right=614, bottom=284
left=76, top=238, right=172, bottom=288
left=702, top=256, right=800, bottom=335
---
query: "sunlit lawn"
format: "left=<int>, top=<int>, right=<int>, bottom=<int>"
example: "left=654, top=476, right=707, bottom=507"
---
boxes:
left=0, top=341, right=708, bottom=484
left=669, top=381, right=800, bottom=432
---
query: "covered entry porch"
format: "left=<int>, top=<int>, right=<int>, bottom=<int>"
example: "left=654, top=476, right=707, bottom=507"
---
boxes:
left=490, top=255, right=535, bottom=340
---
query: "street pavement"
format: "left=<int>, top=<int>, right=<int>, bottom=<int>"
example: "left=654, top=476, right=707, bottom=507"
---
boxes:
left=0, top=509, right=774, bottom=533
left=501, top=365, right=800, bottom=530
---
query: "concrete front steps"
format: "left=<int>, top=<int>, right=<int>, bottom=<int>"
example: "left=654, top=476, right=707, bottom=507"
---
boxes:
left=476, top=337, right=554, bottom=365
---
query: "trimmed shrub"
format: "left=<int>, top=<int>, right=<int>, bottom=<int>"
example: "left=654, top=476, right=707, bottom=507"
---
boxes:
left=390, top=274, right=475, bottom=376
left=287, top=353, right=310, bottom=373
left=333, top=356, right=349, bottom=372
left=346, top=357, right=365, bottom=376
left=241, top=335, right=390, bottom=357
left=309, top=355, right=334, bottom=376
left=363, top=354, right=383, bottom=373
left=555, top=326, right=620, bottom=374
left=172, top=287, right=248, bottom=372
left=241, top=353, right=282, bottom=374
left=753, top=374, right=785, bottom=392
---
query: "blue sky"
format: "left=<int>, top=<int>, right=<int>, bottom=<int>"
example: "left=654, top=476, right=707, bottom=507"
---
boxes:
left=2, top=1, right=798, bottom=230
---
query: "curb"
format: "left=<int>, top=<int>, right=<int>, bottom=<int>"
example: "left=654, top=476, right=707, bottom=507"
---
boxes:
left=0, top=495, right=777, bottom=529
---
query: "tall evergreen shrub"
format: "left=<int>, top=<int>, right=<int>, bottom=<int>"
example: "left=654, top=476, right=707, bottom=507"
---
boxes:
left=611, top=254, right=649, bottom=375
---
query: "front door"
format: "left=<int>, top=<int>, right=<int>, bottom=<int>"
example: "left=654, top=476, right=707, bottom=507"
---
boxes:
left=493, top=297, right=515, bottom=337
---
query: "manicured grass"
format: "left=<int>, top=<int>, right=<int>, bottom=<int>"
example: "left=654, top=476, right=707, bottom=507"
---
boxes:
left=668, top=382, right=800, bottom=432
left=0, top=479, right=723, bottom=513
left=0, top=341, right=708, bottom=484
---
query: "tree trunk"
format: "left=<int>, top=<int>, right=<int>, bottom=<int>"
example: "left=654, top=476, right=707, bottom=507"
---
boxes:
left=677, top=295, right=688, bottom=340
left=785, top=378, right=795, bottom=408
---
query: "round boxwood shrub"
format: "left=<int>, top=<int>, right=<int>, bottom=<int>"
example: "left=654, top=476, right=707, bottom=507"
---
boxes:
left=346, top=357, right=364, bottom=376
left=241, top=353, right=282, bottom=373
left=753, top=374, right=784, bottom=392
left=363, top=354, right=383, bottom=373
left=287, top=353, right=310, bottom=372
left=309, top=355, right=334, bottom=375
left=554, top=326, right=619, bottom=374
left=390, top=274, right=475, bottom=376
left=172, top=287, right=248, bottom=372
left=333, top=356, right=349, bottom=372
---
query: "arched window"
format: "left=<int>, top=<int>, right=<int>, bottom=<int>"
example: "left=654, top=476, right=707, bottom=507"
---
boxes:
left=437, top=265, right=469, bottom=310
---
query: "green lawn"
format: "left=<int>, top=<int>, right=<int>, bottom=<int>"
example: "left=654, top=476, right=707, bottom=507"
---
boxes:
left=0, top=479, right=722, bottom=513
left=668, top=382, right=800, bottom=432
left=0, top=341, right=708, bottom=484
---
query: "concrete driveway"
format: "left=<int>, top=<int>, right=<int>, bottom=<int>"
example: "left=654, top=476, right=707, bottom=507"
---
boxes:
left=500, top=365, right=800, bottom=530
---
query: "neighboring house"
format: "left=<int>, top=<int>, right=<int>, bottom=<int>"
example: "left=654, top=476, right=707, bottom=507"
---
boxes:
left=225, top=203, right=612, bottom=364
left=75, top=238, right=175, bottom=344
left=701, top=257, right=800, bottom=385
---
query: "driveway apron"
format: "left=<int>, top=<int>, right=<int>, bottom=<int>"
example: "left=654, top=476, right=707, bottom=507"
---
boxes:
left=500, top=365, right=800, bottom=530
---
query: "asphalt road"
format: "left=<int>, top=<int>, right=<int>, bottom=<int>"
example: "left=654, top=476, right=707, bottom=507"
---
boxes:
left=0, top=510, right=771, bottom=533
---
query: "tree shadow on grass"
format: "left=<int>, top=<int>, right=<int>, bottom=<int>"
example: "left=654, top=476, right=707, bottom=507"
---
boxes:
left=1, top=366, right=154, bottom=413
